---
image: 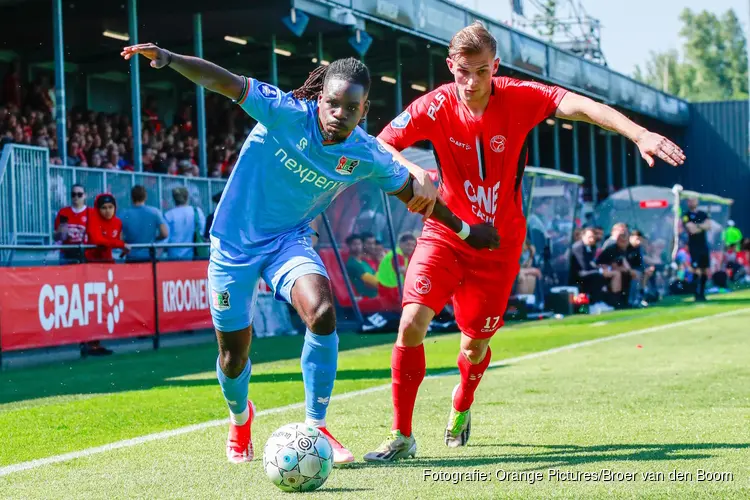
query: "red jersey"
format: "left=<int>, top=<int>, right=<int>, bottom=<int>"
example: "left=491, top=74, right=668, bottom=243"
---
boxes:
left=54, top=206, right=90, bottom=245
left=379, top=77, right=567, bottom=255
left=85, top=194, right=125, bottom=262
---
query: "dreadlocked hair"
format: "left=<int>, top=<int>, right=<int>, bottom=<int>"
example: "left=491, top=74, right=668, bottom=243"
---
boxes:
left=292, top=57, right=371, bottom=100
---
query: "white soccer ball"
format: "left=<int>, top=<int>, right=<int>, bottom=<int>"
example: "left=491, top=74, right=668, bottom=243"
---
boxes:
left=263, top=423, right=334, bottom=492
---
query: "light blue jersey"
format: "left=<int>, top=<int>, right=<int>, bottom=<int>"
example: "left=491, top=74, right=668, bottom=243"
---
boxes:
left=208, top=77, right=410, bottom=333
left=210, top=77, right=410, bottom=255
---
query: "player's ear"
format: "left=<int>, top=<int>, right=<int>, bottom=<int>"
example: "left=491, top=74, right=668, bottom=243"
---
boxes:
left=446, top=57, right=454, bottom=74
left=492, top=57, right=500, bottom=76
left=362, top=99, right=370, bottom=117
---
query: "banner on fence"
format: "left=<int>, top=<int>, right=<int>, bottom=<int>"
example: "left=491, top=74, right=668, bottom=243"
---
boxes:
left=0, top=264, right=154, bottom=350
left=156, top=261, right=212, bottom=334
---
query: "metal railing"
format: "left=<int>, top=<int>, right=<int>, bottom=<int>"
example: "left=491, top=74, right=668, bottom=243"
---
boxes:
left=1, top=145, right=227, bottom=246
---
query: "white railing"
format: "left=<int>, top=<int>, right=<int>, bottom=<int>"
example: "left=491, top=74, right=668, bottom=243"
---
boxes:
left=1, top=145, right=226, bottom=245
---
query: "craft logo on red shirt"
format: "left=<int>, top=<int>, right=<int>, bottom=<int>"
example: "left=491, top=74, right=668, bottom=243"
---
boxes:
left=490, top=135, right=506, bottom=153
left=426, top=93, right=447, bottom=121
left=415, top=276, right=432, bottom=295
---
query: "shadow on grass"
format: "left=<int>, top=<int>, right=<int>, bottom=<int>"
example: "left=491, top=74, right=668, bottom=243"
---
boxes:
left=364, top=442, right=750, bottom=470
left=0, top=332, right=413, bottom=405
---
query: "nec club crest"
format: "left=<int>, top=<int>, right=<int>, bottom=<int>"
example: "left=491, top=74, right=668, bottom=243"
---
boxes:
left=336, top=156, right=360, bottom=176
left=490, top=135, right=506, bottom=153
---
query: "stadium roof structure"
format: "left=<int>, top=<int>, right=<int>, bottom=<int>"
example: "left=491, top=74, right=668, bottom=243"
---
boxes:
left=0, top=0, right=689, bottom=126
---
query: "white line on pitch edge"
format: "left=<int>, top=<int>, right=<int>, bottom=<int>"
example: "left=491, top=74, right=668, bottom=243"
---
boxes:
left=1, top=307, right=748, bottom=477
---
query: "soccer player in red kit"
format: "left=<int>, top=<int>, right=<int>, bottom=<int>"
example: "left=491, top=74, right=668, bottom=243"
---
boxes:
left=364, top=22, right=685, bottom=462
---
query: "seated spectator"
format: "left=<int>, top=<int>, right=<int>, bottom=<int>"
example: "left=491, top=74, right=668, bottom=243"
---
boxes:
left=120, top=185, right=168, bottom=262
left=360, top=231, right=380, bottom=270
left=164, top=186, right=205, bottom=261
left=53, top=183, right=90, bottom=263
left=596, top=230, right=639, bottom=308
left=569, top=227, right=611, bottom=311
left=345, top=234, right=379, bottom=299
left=602, top=222, right=628, bottom=250
left=377, top=233, right=417, bottom=301
left=516, top=240, right=542, bottom=295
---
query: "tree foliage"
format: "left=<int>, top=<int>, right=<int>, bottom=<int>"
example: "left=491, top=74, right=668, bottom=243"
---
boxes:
left=634, top=8, right=748, bottom=102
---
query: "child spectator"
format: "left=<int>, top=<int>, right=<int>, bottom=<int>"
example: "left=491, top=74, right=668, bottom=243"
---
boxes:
left=85, top=193, right=129, bottom=263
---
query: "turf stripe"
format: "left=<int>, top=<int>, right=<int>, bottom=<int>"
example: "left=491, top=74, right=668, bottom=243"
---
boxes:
left=2, top=307, right=748, bottom=477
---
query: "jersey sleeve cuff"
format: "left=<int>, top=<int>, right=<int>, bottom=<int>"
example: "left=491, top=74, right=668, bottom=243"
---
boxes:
left=387, top=176, right=411, bottom=196
left=234, top=77, right=251, bottom=105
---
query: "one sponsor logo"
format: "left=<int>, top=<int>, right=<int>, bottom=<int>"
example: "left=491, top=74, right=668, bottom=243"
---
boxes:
left=426, top=93, right=447, bottom=121
left=297, top=437, right=313, bottom=451
left=450, top=137, right=472, bottom=150
left=296, top=138, right=308, bottom=152
left=81, top=216, right=87, bottom=222
left=317, top=396, right=330, bottom=405
left=257, top=83, right=279, bottom=99
left=112, top=230, right=119, bottom=238
left=415, top=276, right=432, bottom=295
left=274, top=148, right=345, bottom=191
left=464, top=180, right=501, bottom=225
left=336, top=156, right=360, bottom=176
left=490, top=135, right=506, bottom=153
left=162, top=278, right=210, bottom=313
left=377, top=142, right=388, bottom=154
left=212, top=289, right=231, bottom=311
left=38, top=269, right=125, bottom=335
left=391, top=110, right=411, bottom=129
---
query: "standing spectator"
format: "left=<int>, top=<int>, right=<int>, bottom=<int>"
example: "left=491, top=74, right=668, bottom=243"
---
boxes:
left=204, top=190, right=223, bottom=241
left=85, top=193, right=128, bottom=262
left=345, top=234, right=379, bottom=299
left=682, top=197, right=711, bottom=301
left=83, top=193, right=128, bottom=357
left=53, top=184, right=90, bottom=263
left=164, top=186, right=205, bottom=260
left=626, top=230, right=653, bottom=306
left=120, top=185, right=168, bottom=262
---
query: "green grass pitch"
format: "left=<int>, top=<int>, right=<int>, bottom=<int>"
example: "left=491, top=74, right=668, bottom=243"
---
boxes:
left=1, top=292, right=749, bottom=498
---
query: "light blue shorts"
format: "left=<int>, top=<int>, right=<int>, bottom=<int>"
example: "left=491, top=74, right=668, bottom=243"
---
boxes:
left=207, top=234, right=328, bottom=332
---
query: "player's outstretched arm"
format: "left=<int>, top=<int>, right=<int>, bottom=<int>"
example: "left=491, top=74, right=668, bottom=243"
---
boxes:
left=555, top=92, right=686, bottom=168
left=121, top=44, right=244, bottom=101
left=394, top=177, right=499, bottom=250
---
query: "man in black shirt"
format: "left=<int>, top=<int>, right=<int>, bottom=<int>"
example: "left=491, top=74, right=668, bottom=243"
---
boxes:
left=569, top=227, right=612, bottom=308
left=682, top=197, right=711, bottom=301
left=626, top=230, right=654, bottom=306
left=596, top=231, right=639, bottom=308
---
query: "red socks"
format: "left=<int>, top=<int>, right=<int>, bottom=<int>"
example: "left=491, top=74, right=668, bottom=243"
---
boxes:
left=391, top=344, right=426, bottom=437
left=453, top=346, right=492, bottom=412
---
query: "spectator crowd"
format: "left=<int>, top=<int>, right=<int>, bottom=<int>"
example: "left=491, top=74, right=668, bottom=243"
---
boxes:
left=1, top=61, right=256, bottom=178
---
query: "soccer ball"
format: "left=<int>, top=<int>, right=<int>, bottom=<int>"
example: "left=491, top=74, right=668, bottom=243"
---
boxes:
left=263, top=423, right=334, bottom=492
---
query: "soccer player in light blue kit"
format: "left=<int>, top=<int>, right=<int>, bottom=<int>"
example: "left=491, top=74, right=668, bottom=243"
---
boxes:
left=122, top=43, right=499, bottom=465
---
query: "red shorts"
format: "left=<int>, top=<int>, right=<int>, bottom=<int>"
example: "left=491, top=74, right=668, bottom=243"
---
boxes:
left=402, top=235, right=522, bottom=339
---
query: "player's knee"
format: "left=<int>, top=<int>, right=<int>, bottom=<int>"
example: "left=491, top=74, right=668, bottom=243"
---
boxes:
left=306, top=298, right=336, bottom=334
left=218, top=349, right=248, bottom=379
left=461, top=344, right=489, bottom=365
left=398, top=314, right=430, bottom=347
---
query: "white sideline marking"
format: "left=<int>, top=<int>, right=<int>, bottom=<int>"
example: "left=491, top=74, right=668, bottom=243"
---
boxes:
left=1, top=307, right=748, bottom=477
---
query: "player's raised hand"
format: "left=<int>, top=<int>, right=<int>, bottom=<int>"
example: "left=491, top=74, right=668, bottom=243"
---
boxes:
left=409, top=169, right=438, bottom=221
left=466, top=223, right=500, bottom=251
left=635, top=130, right=685, bottom=168
left=120, top=43, right=171, bottom=69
